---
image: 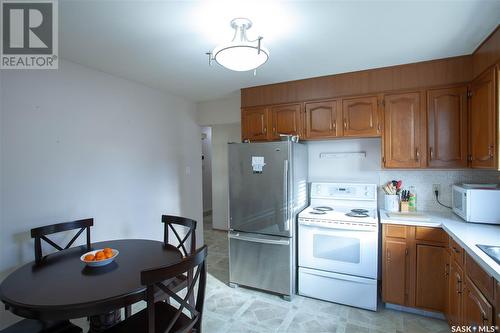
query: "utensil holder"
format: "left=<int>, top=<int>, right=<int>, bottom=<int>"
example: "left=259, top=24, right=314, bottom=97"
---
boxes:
left=384, top=195, right=399, bottom=212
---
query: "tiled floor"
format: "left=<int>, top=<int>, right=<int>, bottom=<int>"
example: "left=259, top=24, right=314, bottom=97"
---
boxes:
left=74, top=216, right=451, bottom=332
left=202, top=215, right=451, bottom=333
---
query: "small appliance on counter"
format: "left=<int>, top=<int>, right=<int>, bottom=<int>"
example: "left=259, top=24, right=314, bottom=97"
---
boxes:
left=298, top=182, right=379, bottom=311
left=452, top=184, right=500, bottom=224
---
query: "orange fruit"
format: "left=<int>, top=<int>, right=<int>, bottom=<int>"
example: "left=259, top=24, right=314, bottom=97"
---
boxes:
left=103, top=247, right=113, bottom=254
left=104, top=251, right=113, bottom=259
left=84, top=254, right=95, bottom=261
left=95, top=251, right=106, bottom=261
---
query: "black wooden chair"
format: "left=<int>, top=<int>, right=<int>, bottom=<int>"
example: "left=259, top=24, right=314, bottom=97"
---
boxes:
left=161, top=215, right=197, bottom=257
left=158, top=215, right=197, bottom=304
left=123, top=215, right=197, bottom=319
left=30, top=218, right=93, bottom=264
left=102, top=246, right=208, bottom=333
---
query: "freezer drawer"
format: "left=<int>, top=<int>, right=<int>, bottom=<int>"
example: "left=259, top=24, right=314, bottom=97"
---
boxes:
left=229, top=231, right=293, bottom=296
left=298, top=267, right=378, bottom=311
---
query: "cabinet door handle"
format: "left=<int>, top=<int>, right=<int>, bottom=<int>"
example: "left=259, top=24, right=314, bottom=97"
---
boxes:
left=273, top=127, right=276, bottom=134
left=488, top=145, right=494, bottom=159
left=263, top=127, right=267, bottom=134
left=343, top=119, right=347, bottom=130
left=429, top=147, right=434, bottom=160
left=333, top=120, right=336, bottom=131
left=329, top=122, right=333, bottom=130
left=377, top=123, right=381, bottom=132
left=415, top=148, right=420, bottom=161
left=444, top=263, right=449, bottom=277
left=457, top=278, right=462, bottom=294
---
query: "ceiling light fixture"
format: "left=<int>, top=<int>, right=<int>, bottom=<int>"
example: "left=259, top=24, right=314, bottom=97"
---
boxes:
left=206, top=18, right=269, bottom=72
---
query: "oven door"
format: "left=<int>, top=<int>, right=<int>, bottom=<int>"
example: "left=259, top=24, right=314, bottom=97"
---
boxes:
left=298, top=222, right=378, bottom=279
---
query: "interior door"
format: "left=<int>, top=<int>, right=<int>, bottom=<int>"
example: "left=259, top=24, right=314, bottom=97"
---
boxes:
left=228, top=142, right=290, bottom=237
left=427, top=86, right=468, bottom=168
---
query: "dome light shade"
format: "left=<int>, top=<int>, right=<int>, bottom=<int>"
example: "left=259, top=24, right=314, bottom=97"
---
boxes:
left=207, top=18, right=269, bottom=72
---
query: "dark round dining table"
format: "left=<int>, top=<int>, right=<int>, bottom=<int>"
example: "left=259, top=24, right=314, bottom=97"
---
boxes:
left=0, top=239, right=182, bottom=325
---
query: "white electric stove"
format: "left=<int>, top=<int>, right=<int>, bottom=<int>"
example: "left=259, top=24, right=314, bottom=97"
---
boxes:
left=298, top=182, right=379, bottom=311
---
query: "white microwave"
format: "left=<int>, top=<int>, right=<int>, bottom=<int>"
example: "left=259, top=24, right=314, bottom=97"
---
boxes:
left=452, top=184, right=500, bottom=224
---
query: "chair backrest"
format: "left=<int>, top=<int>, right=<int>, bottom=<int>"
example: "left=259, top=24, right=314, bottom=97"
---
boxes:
left=141, top=245, right=208, bottom=333
left=30, top=218, right=93, bottom=264
left=161, top=215, right=197, bottom=257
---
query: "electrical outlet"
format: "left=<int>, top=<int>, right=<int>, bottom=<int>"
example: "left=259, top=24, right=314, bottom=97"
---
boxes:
left=432, top=184, right=441, bottom=193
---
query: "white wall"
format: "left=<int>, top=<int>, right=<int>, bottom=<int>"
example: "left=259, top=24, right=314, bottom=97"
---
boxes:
left=197, top=91, right=241, bottom=229
left=0, top=60, right=203, bottom=276
left=201, top=127, right=212, bottom=213
left=197, top=91, right=240, bottom=126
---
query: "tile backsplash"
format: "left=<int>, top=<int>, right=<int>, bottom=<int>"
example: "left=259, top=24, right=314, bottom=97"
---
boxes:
left=306, top=138, right=500, bottom=213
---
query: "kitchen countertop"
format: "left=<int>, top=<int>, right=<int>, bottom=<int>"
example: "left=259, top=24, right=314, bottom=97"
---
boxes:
left=379, top=209, right=500, bottom=281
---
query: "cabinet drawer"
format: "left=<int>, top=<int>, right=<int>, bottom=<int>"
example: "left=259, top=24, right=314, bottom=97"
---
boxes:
left=465, top=253, right=494, bottom=303
left=415, top=227, right=447, bottom=244
left=449, top=237, right=464, bottom=267
left=384, top=224, right=407, bottom=239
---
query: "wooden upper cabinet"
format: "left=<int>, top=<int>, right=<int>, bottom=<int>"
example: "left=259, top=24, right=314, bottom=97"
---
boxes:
left=415, top=244, right=446, bottom=312
left=269, top=104, right=301, bottom=140
left=469, top=67, right=497, bottom=169
left=463, top=276, right=493, bottom=328
left=383, top=92, right=423, bottom=168
left=342, top=96, right=380, bottom=137
left=304, top=100, right=340, bottom=139
left=427, top=86, right=468, bottom=168
left=241, top=107, right=269, bottom=142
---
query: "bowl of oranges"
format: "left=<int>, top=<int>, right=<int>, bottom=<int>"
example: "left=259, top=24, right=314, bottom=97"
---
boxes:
left=80, top=247, right=119, bottom=267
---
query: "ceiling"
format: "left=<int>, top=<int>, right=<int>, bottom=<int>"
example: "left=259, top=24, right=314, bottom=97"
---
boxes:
left=60, top=1, right=500, bottom=102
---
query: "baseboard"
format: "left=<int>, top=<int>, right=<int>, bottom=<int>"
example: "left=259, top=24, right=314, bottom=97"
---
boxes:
left=384, top=303, right=445, bottom=320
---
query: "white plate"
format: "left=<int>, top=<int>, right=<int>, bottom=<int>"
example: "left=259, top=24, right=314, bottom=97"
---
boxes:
left=80, top=249, right=119, bottom=267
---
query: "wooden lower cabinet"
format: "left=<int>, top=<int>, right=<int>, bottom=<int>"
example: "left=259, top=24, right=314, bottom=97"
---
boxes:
left=383, top=224, right=500, bottom=332
left=382, top=225, right=446, bottom=310
left=415, top=244, right=447, bottom=311
left=463, top=276, right=494, bottom=328
left=382, top=238, right=408, bottom=305
left=448, top=257, right=464, bottom=327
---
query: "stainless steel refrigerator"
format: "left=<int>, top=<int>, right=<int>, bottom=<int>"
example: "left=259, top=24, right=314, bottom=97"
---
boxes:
left=228, top=138, right=308, bottom=299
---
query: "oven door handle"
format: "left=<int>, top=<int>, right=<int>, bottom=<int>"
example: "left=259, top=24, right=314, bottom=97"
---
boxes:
left=301, top=268, right=377, bottom=285
left=299, top=221, right=377, bottom=232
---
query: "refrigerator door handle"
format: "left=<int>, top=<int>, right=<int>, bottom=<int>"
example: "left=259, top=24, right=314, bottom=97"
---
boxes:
left=229, top=232, right=290, bottom=246
left=284, top=159, right=289, bottom=231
